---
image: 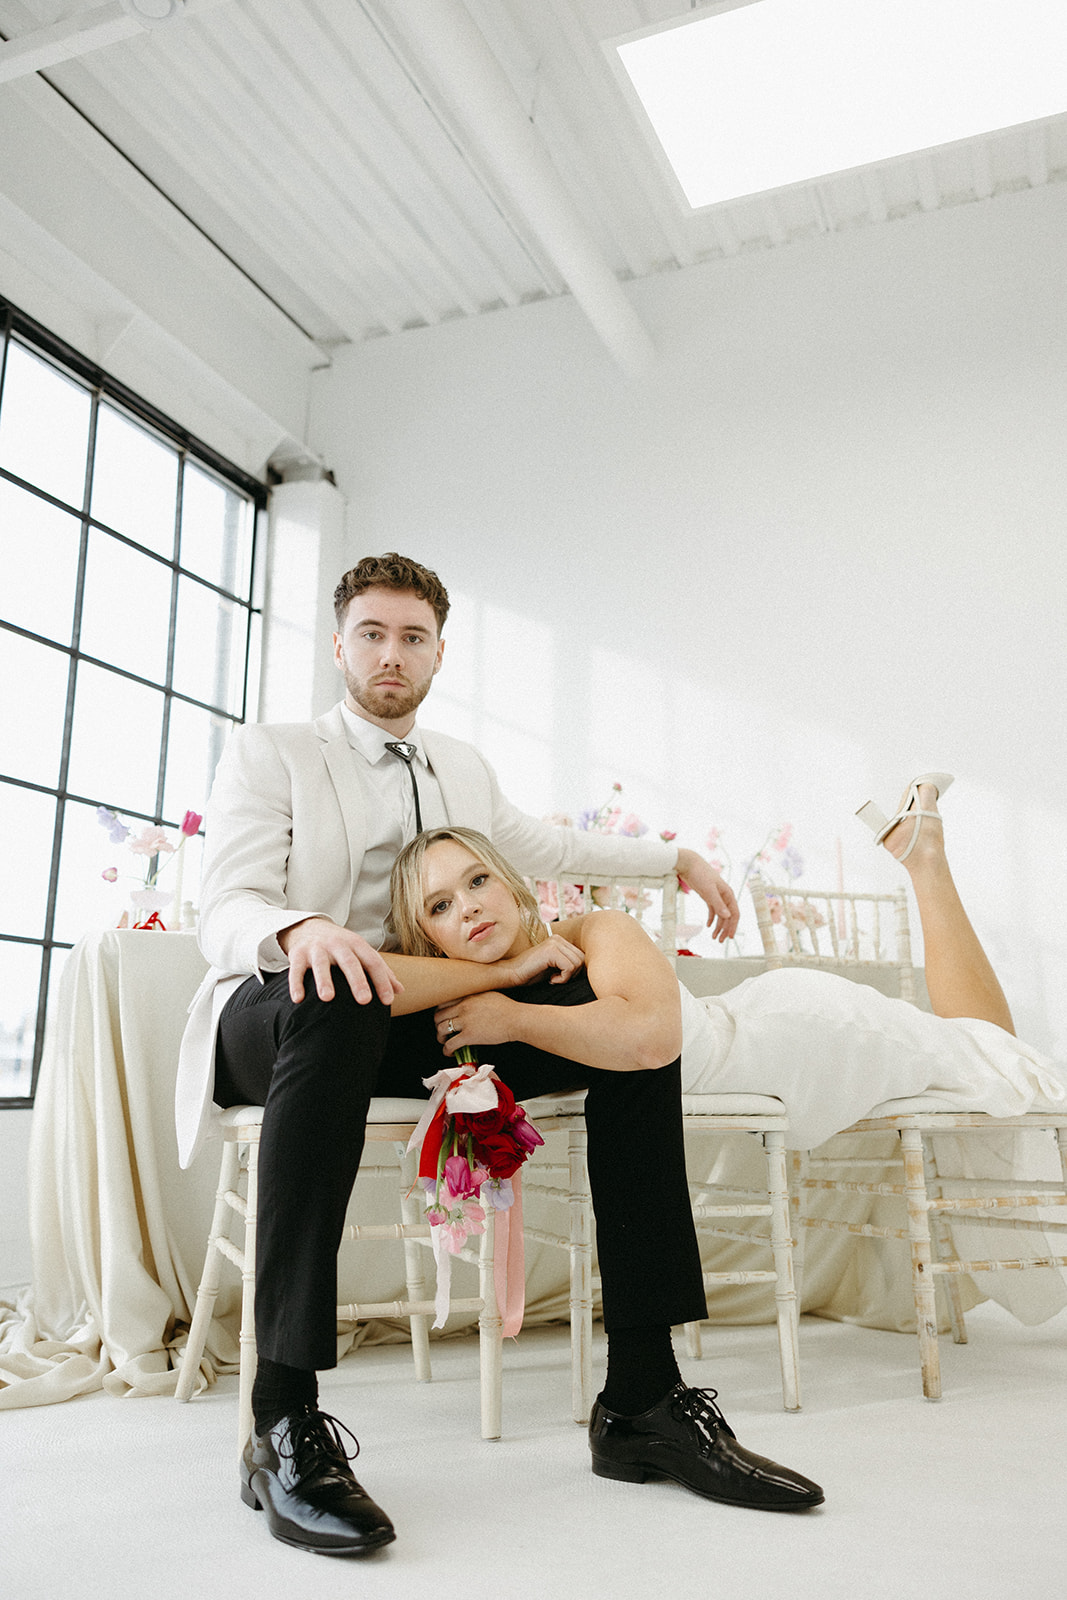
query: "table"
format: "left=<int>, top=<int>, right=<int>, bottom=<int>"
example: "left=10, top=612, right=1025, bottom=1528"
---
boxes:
left=2, top=932, right=1062, bottom=1409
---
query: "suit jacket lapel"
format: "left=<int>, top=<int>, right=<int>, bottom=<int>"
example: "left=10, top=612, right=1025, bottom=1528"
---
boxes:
left=316, top=705, right=368, bottom=877
left=422, top=728, right=492, bottom=833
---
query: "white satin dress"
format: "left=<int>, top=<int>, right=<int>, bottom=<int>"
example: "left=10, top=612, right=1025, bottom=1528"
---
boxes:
left=678, top=967, right=1067, bottom=1149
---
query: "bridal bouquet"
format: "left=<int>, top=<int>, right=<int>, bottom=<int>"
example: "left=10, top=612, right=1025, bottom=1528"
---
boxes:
left=408, top=1048, right=543, bottom=1334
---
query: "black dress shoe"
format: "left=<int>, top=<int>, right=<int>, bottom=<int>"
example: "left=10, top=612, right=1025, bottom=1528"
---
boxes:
left=589, top=1384, right=824, bottom=1512
left=240, top=1407, right=396, bottom=1556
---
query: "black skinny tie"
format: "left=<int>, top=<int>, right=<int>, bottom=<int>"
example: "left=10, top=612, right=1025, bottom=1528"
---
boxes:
left=384, top=741, right=423, bottom=833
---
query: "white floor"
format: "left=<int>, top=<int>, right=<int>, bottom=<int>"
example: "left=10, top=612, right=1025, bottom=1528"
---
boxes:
left=6, top=1306, right=1067, bottom=1600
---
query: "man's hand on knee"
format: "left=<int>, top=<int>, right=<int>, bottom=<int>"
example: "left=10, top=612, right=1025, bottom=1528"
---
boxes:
left=278, top=917, right=403, bottom=1007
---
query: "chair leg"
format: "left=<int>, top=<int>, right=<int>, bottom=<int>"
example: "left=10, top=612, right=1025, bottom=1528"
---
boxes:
left=900, top=1127, right=941, bottom=1400
left=789, top=1149, right=807, bottom=1306
left=176, top=1138, right=240, bottom=1403
left=477, top=1207, right=502, bottom=1441
left=763, top=1130, right=801, bottom=1411
left=237, top=1136, right=260, bottom=1456
left=923, top=1137, right=968, bottom=1346
left=397, top=1144, right=433, bottom=1383
left=568, top=1127, right=594, bottom=1424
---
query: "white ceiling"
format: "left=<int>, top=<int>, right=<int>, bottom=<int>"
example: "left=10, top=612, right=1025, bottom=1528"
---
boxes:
left=3, top=0, right=1065, bottom=366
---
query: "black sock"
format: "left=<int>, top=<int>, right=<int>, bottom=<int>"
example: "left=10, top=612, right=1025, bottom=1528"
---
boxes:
left=599, top=1326, right=682, bottom=1416
left=252, top=1357, right=318, bottom=1432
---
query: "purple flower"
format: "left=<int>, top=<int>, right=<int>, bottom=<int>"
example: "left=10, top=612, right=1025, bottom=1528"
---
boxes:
left=507, top=1111, right=544, bottom=1153
left=576, top=807, right=599, bottom=832
left=780, top=845, right=805, bottom=881
left=481, top=1178, right=514, bottom=1210
left=96, top=806, right=129, bottom=845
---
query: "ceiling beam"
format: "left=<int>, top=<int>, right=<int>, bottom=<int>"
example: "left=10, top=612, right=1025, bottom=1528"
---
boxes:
left=0, top=0, right=227, bottom=85
left=376, top=0, right=656, bottom=373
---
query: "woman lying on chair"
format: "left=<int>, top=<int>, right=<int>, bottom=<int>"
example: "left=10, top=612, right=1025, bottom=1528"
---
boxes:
left=384, top=777, right=1066, bottom=1154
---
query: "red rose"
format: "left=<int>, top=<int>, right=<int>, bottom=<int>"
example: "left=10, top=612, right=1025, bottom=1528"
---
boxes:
left=472, top=1130, right=525, bottom=1179
left=456, top=1078, right=516, bottom=1138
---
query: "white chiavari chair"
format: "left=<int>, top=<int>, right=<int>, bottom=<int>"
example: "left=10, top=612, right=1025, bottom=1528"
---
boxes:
left=750, top=875, right=1067, bottom=1399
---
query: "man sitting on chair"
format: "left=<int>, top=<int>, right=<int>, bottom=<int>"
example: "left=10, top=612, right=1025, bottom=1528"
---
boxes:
left=176, top=551, right=823, bottom=1557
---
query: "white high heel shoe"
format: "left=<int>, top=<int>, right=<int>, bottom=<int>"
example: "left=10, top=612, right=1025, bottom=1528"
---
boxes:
left=855, top=772, right=954, bottom=862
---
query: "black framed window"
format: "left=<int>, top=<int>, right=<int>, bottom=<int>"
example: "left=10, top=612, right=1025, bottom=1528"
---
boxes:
left=0, top=299, right=266, bottom=1106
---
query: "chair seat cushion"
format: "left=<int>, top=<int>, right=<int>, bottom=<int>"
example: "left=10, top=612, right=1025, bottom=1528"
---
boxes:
left=682, top=1093, right=787, bottom=1116
left=523, top=1091, right=588, bottom=1118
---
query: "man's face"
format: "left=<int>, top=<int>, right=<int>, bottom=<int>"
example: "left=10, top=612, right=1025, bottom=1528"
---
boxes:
left=333, top=586, right=444, bottom=732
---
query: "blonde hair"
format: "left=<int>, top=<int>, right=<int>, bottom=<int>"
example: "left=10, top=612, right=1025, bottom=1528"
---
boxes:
left=388, top=827, right=550, bottom=958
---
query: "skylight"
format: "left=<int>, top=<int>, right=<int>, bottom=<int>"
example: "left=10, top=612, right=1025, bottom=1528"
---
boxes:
left=614, top=0, right=1067, bottom=210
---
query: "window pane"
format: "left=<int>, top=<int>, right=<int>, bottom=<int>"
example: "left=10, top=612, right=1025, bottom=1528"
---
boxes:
left=0, top=342, right=90, bottom=508
left=0, top=479, right=81, bottom=644
left=0, top=631, right=70, bottom=788
left=80, top=527, right=173, bottom=683
left=163, top=699, right=230, bottom=822
left=90, top=404, right=178, bottom=557
left=180, top=463, right=252, bottom=598
left=173, top=575, right=246, bottom=715
left=0, top=784, right=56, bottom=938
left=66, top=662, right=164, bottom=814
left=0, top=940, right=42, bottom=1098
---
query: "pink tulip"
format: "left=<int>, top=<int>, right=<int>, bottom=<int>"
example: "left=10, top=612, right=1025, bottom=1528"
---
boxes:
left=444, top=1154, right=480, bottom=1199
left=181, top=810, right=203, bottom=836
left=507, top=1112, right=544, bottom=1153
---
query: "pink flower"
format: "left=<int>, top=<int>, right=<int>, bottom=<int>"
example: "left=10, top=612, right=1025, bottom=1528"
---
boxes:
left=537, top=880, right=585, bottom=922
left=128, top=825, right=175, bottom=857
left=444, top=1154, right=480, bottom=1199
left=617, top=812, right=648, bottom=838
left=773, top=824, right=794, bottom=852
left=706, top=826, right=722, bottom=851
left=180, top=810, right=203, bottom=836
left=659, top=829, right=676, bottom=842
left=101, top=867, right=118, bottom=883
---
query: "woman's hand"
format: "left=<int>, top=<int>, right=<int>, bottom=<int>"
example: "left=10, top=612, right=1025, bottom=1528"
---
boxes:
left=498, top=933, right=585, bottom=988
left=434, top=992, right=523, bottom=1055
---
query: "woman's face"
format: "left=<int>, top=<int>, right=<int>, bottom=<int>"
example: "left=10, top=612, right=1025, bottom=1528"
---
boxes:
left=417, top=840, right=527, bottom=963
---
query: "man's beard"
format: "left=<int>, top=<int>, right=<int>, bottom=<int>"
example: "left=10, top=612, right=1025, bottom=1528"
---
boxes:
left=343, top=665, right=433, bottom=723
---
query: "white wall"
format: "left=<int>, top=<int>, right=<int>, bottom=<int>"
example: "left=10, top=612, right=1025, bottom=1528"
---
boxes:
left=310, top=181, right=1067, bottom=1059
left=0, top=1111, right=32, bottom=1292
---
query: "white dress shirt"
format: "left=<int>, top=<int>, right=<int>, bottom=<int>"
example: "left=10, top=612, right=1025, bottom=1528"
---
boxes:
left=338, top=704, right=448, bottom=946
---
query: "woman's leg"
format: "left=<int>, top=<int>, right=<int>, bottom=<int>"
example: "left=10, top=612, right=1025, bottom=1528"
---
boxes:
left=881, top=781, right=1015, bottom=1034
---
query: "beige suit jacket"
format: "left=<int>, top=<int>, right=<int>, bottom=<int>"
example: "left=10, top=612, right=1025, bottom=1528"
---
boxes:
left=175, top=703, right=677, bottom=1166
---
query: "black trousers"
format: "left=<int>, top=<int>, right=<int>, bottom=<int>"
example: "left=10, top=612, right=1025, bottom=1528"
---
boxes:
left=215, top=968, right=707, bottom=1371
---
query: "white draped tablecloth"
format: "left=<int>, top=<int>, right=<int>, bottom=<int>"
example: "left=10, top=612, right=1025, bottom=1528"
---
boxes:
left=2, top=933, right=1064, bottom=1409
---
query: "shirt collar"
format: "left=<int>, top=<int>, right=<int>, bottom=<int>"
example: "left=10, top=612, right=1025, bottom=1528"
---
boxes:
left=339, top=703, right=429, bottom=767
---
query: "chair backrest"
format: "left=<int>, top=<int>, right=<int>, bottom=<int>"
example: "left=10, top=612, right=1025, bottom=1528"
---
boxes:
left=748, top=875, right=915, bottom=1002
left=529, top=872, right=679, bottom=966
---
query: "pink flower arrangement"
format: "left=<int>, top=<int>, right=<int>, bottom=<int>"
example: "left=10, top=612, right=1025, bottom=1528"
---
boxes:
left=96, top=807, right=203, bottom=929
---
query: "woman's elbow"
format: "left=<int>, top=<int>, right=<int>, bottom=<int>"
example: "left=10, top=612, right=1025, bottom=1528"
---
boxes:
left=631, top=1022, right=683, bottom=1073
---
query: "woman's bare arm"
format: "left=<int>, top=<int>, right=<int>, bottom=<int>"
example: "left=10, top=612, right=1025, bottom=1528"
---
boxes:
left=433, top=910, right=682, bottom=1072
left=383, top=933, right=585, bottom=1016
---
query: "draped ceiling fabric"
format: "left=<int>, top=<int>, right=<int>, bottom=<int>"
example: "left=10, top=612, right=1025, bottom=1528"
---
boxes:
left=2, top=932, right=1064, bottom=1410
